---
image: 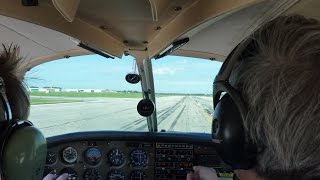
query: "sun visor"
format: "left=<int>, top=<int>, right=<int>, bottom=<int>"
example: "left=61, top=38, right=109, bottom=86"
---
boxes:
left=52, top=0, right=80, bottom=22
left=170, top=0, right=299, bottom=61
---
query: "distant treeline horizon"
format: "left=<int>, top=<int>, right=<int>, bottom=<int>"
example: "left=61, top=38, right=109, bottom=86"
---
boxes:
left=28, top=86, right=211, bottom=96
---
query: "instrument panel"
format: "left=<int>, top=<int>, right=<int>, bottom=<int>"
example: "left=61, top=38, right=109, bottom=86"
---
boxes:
left=44, top=132, right=234, bottom=180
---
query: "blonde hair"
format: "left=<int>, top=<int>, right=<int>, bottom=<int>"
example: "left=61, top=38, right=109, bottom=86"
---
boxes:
left=0, top=44, right=29, bottom=120
left=230, top=15, right=320, bottom=179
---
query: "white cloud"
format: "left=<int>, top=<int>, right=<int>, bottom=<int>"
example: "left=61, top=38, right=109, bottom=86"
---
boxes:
left=153, top=67, right=180, bottom=76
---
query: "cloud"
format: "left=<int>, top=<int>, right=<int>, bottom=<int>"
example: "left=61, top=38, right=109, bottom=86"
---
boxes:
left=153, top=67, right=180, bottom=76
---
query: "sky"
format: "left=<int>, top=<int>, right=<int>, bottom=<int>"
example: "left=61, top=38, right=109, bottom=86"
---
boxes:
left=25, top=54, right=222, bottom=94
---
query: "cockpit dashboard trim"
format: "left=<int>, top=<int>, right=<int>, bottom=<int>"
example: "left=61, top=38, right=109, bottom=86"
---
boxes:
left=46, top=131, right=215, bottom=147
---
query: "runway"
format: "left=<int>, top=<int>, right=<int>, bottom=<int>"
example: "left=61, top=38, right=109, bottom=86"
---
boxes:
left=30, top=96, right=213, bottom=137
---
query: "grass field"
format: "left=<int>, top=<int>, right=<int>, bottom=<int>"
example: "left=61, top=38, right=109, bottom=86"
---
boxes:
left=30, top=91, right=143, bottom=105
left=30, top=91, right=210, bottom=98
left=31, top=98, right=82, bottom=105
left=30, top=91, right=143, bottom=98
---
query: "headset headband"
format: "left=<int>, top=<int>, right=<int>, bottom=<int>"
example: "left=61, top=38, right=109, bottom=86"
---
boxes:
left=212, top=38, right=262, bottom=169
left=0, top=77, right=12, bottom=121
left=0, top=77, right=46, bottom=180
left=214, top=38, right=253, bottom=82
left=213, top=38, right=254, bottom=122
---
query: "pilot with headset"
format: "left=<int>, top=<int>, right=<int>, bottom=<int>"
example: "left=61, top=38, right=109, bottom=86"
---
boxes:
left=188, top=15, right=320, bottom=180
left=0, top=45, right=68, bottom=180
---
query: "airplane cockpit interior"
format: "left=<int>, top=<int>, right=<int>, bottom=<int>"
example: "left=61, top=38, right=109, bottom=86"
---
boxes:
left=0, top=0, right=319, bottom=179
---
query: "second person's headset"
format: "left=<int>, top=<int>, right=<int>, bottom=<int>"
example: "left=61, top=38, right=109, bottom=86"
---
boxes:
left=212, top=38, right=264, bottom=170
left=0, top=77, right=47, bottom=180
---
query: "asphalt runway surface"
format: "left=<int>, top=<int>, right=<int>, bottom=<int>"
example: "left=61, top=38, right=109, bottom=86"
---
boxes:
left=30, top=96, right=213, bottom=137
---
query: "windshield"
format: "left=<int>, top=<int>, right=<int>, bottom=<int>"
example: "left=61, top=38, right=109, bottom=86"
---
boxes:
left=153, top=56, right=222, bottom=133
left=27, top=55, right=222, bottom=137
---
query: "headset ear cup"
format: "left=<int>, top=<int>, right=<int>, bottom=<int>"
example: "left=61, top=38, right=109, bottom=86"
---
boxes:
left=212, top=94, right=254, bottom=169
left=3, top=125, right=47, bottom=180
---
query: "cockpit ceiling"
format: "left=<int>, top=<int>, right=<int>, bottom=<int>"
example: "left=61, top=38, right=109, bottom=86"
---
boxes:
left=0, top=15, right=90, bottom=70
left=0, top=0, right=319, bottom=72
left=77, top=0, right=195, bottom=48
left=174, top=0, right=298, bottom=61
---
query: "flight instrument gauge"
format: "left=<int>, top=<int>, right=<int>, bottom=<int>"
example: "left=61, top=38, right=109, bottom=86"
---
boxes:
left=108, top=148, right=125, bottom=166
left=61, top=168, right=78, bottom=180
left=46, top=151, right=57, bottom=164
left=84, top=168, right=101, bottom=180
left=108, top=170, right=125, bottom=180
left=130, top=149, right=147, bottom=167
left=62, top=147, right=78, bottom=164
left=85, top=147, right=102, bottom=165
left=130, top=170, right=146, bottom=180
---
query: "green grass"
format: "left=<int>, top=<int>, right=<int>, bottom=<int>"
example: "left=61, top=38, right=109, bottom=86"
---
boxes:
left=30, top=91, right=143, bottom=98
left=29, top=91, right=210, bottom=100
left=31, top=98, right=82, bottom=105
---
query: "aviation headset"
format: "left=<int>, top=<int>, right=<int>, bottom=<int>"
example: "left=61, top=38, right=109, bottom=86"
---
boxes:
left=0, top=77, right=47, bottom=180
left=212, top=38, right=263, bottom=170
